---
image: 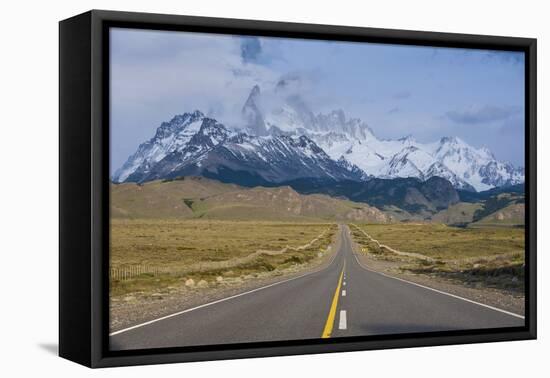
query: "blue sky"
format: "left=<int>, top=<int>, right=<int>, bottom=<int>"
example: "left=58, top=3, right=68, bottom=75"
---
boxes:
left=110, top=28, right=525, bottom=171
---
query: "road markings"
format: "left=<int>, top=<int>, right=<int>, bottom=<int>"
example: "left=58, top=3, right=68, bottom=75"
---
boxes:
left=343, top=281, right=346, bottom=286
left=339, top=310, right=347, bottom=330
left=321, top=262, right=346, bottom=338
left=110, top=239, right=344, bottom=337
left=352, top=251, right=525, bottom=320
left=342, top=290, right=346, bottom=297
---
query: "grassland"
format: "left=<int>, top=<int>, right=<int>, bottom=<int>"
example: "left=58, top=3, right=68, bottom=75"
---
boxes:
left=351, top=223, right=525, bottom=292
left=110, top=219, right=336, bottom=297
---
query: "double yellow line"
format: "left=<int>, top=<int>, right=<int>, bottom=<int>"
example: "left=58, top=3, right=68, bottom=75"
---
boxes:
left=321, top=261, right=345, bottom=338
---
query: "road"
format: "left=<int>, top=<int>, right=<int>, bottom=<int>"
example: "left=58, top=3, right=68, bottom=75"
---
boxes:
left=110, top=225, right=524, bottom=350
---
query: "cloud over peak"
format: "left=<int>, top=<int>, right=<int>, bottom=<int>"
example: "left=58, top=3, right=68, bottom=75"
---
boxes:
left=240, top=37, right=262, bottom=64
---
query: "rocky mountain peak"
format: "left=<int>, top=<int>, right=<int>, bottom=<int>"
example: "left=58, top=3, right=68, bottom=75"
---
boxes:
left=154, top=110, right=205, bottom=139
left=242, top=85, right=267, bottom=136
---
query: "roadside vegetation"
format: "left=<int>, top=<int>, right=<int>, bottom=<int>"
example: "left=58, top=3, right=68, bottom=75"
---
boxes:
left=350, top=223, right=525, bottom=292
left=110, top=219, right=337, bottom=297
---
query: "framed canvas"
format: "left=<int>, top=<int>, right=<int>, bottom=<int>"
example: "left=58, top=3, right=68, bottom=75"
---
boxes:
left=59, top=10, right=537, bottom=368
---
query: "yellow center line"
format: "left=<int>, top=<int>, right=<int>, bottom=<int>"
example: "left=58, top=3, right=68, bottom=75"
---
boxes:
left=321, top=261, right=346, bottom=338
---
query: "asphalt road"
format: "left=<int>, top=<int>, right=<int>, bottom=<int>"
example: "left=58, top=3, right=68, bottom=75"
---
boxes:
left=110, top=225, right=524, bottom=350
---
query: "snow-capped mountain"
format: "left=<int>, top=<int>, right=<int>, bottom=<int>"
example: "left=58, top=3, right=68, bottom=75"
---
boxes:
left=114, top=82, right=524, bottom=192
left=112, top=110, right=364, bottom=184
left=114, top=110, right=207, bottom=182
left=238, top=81, right=524, bottom=191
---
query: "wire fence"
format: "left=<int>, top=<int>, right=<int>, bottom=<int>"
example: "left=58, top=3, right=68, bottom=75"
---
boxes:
left=109, top=265, right=169, bottom=281
left=111, top=225, right=336, bottom=281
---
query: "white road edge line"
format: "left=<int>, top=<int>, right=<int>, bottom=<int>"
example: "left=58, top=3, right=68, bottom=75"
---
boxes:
left=342, top=290, right=346, bottom=297
left=110, top=230, right=344, bottom=337
left=339, top=310, right=347, bottom=330
left=352, top=252, right=524, bottom=320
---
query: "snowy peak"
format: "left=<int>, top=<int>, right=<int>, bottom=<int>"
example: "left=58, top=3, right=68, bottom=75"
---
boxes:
left=189, top=118, right=230, bottom=147
left=314, top=110, right=375, bottom=141
left=398, top=135, right=416, bottom=145
left=112, top=110, right=207, bottom=182
left=384, top=146, right=425, bottom=179
left=154, top=110, right=205, bottom=139
left=113, top=110, right=366, bottom=184
left=427, top=136, right=517, bottom=191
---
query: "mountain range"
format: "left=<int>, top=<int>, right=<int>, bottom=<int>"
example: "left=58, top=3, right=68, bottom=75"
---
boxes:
left=113, top=80, right=524, bottom=193
left=113, top=110, right=363, bottom=185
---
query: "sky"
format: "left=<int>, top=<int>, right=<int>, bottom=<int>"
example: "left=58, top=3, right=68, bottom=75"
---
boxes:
left=110, top=27, right=525, bottom=172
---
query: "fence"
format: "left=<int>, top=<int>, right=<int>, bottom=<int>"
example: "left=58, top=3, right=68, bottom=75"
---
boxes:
left=109, top=265, right=170, bottom=281
left=110, top=262, right=240, bottom=281
left=110, top=225, right=336, bottom=281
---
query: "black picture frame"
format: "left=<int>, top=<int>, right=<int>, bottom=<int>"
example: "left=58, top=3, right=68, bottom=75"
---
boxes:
left=59, top=9, right=537, bottom=368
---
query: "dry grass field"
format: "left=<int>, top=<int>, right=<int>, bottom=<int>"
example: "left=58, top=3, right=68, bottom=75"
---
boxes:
left=351, top=223, right=524, bottom=292
left=110, top=219, right=336, bottom=297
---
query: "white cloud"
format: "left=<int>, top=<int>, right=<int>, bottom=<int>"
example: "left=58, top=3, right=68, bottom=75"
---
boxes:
left=110, top=29, right=282, bottom=169
left=110, top=28, right=525, bottom=169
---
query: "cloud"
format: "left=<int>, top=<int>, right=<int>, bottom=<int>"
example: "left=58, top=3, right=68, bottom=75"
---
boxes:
left=275, top=72, right=316, bottom=93
left=446, top=105, right=522, bottom=124
left=110, top=28, right=526, bottom=168
left=110, top=29, right=282, bottom=170
left=392, top=91, right=411, bottom=100
left=240, top=37, right=262, bottom=64
left=111, top=30, right=278, bottom=120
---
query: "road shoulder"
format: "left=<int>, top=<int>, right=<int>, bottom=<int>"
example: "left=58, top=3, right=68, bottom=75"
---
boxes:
left=348, top=230, right=525, bottom=316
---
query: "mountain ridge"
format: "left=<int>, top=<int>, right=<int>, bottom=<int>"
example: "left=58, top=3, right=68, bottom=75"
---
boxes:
left=237, top=82, right=524, bottom=191
left=113, top=84, right=524, bottom=192
left=114, top=113, right=365, bottom=184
